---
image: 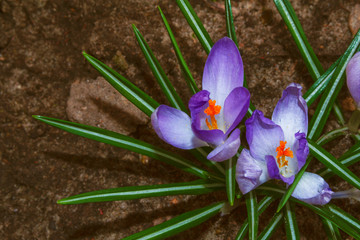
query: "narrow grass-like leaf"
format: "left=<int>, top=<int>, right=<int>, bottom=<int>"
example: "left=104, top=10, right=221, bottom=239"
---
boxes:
left=317, top=149, right=360, bottom=179
left=176, top=0, right=213, bottom=54
left=83, top=52, right=159, bottom=117
left=326, top=204, right=360, bottom=235
left=225, top=157, right=236, bottom=206
left=283, top=202, right=300, bottom=240
left=308, top=30, right=360, bottom=140
left=276, top=157, right=311, bottom=212
left=158, top=7, right=199, bottom=95
left=257, top=185, right=360, bottom=238
left=274, top=0, right=323, bottom=80
left=58, top=180, right=225, bottom=204
left=33, top=115, right=223, bottom=181
left=257, top=212, right=284, bottom=240
left=123, top=201, right=225, bottom=240
left=245, top=191, right=258, bottom=240
left=225, top=0, right=238, bottom=47
left=132, top=25, right=187, bottom=112
left=303, top=58, right=340, bottom=106
left=235, top=196, right=276, bottom=240
left=308, top=139, right=360, bottom=190
left=321, top=218, right=342, bottom=240
left=316, top=127, right=348, bottom=146
left=291, top=199, right=360, bottom=238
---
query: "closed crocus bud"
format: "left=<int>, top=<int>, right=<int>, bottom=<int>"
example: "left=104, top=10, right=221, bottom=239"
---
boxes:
left=346, top=52, right=360, bottom=132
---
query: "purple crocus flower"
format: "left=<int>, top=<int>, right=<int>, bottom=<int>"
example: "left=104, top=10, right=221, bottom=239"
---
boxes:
left=236, top=83, right=333, bottom=205
left=346, top=51, right=360, bottom=108
left=151, top=37, right=250, bottom=162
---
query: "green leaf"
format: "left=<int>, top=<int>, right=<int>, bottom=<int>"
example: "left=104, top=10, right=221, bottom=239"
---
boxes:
left=58, top=180, right=225, bottom=204
left=291, top=198, right=360, bottom=238
left=225, top=157, right=236, bottom=206
left=308, top=139, right=360, bottom=190
left=257, top=212, right=284, bottom=240
left=257, top=185, right=360, bottom=238
left=225, top=0, right=238, bottom=47
left=321, top=218, right=342, bottom=240
left=326, top=204, right=360, bottom=235
left=235, top=196, right=276, bottom=240
left=308, top=30, right=360, bottom=140
left=283, top=202, right=300, bottom=240
left=317, top=150, right=360, bottom=179
left=82, top=52, right=159, bottom=117
left=245, top=191, right=258, bottom=240
left=176, top=0, right=213, bottom=54
left=132, top=25, right=187, bottom=113
left=276, top=157, right=312, bottom=212
left=273, top=0, right=323, bottom=80
left=303, top=58, right=340, bottom=106
left=33, top=115, right=222, bottom=182
left=123, top=201, right=225, bottom=240
left=158, top=7, right=199, bottom=95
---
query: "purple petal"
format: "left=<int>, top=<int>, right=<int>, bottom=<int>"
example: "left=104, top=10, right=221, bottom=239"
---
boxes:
left=207, top=128, right=241, bottom=162
left=188, top=90, right=210, bottom=118
left=346, top=52, right=360, bottom=107
left=202, top=37, right=244, bottom=107
left=272, top=83, right=308, bottom=147
left=265, top=155, right=280, bottom=180
left=223, top=87, right=250, bottom=135
left=292, top=172, right=333, bottom=205
left=294, top=132, right=308, bottom=171
left=246, top=110, right=284, bottom=161
left=151, top=105, right=207, bottom=149
left=280, top=174, right=295, bottom=185
left=236, top=149, right=270, bottom=194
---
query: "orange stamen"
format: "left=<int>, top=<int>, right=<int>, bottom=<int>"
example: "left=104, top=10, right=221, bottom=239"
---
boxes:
left=275, top=141, right=293, bottom=168
left=204, top=100, right=221, bottom=130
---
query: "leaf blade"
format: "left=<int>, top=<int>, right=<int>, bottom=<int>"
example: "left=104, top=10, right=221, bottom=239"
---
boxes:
left=132, top=25, right=187, bottom=112
left=176, top=0, right=213, bottom=54
left=245, top=191, right=258, bottom=240
left=123, top=202, right=225, bottom=240
left=33, top=115, right=220, bottom=181
left=58, top=180, right=225, bottom=204
left=83, top=52, right=159, bottom=117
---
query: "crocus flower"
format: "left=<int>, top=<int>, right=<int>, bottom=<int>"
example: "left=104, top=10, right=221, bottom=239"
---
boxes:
left=151, top=37, right=250, bottom=162
left=236, top=83, right=333, bottom=205
left=346, top=51, right=360, bottom=108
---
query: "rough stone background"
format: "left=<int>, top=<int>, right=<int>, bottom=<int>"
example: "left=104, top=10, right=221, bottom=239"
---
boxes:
left=1, top=0, right=360, bottom=239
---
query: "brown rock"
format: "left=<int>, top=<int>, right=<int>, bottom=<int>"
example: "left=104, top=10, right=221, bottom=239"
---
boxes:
left=66, top=77, right=148, bottom=135
left=349, top=4, right=360, bottom=36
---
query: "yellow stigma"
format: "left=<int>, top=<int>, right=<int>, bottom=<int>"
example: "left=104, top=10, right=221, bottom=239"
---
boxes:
left=204, top=100, right=221, bottom=130
left=276, top=141, right=293, bottom=168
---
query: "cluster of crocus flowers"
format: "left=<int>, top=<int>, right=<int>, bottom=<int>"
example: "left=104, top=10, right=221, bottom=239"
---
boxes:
left=152, top=37, right=250, bottom=162
left=152, top=37, right=334, bottom=205
left=235, top=84, right=333, bottom=205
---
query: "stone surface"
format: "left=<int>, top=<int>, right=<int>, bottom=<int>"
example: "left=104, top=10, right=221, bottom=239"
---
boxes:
left=1, top=0, right=360, bottom=239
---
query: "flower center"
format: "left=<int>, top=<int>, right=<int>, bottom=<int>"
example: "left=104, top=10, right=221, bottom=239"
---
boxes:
left=204, top=99, right=221, bottom=130
left=276, top=141, right=293, bottom=168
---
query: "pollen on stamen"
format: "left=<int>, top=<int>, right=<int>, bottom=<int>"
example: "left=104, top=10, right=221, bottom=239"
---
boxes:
left=204, top=100, right=221, bottom=130
left=276, top=141, right=293, bottom=168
